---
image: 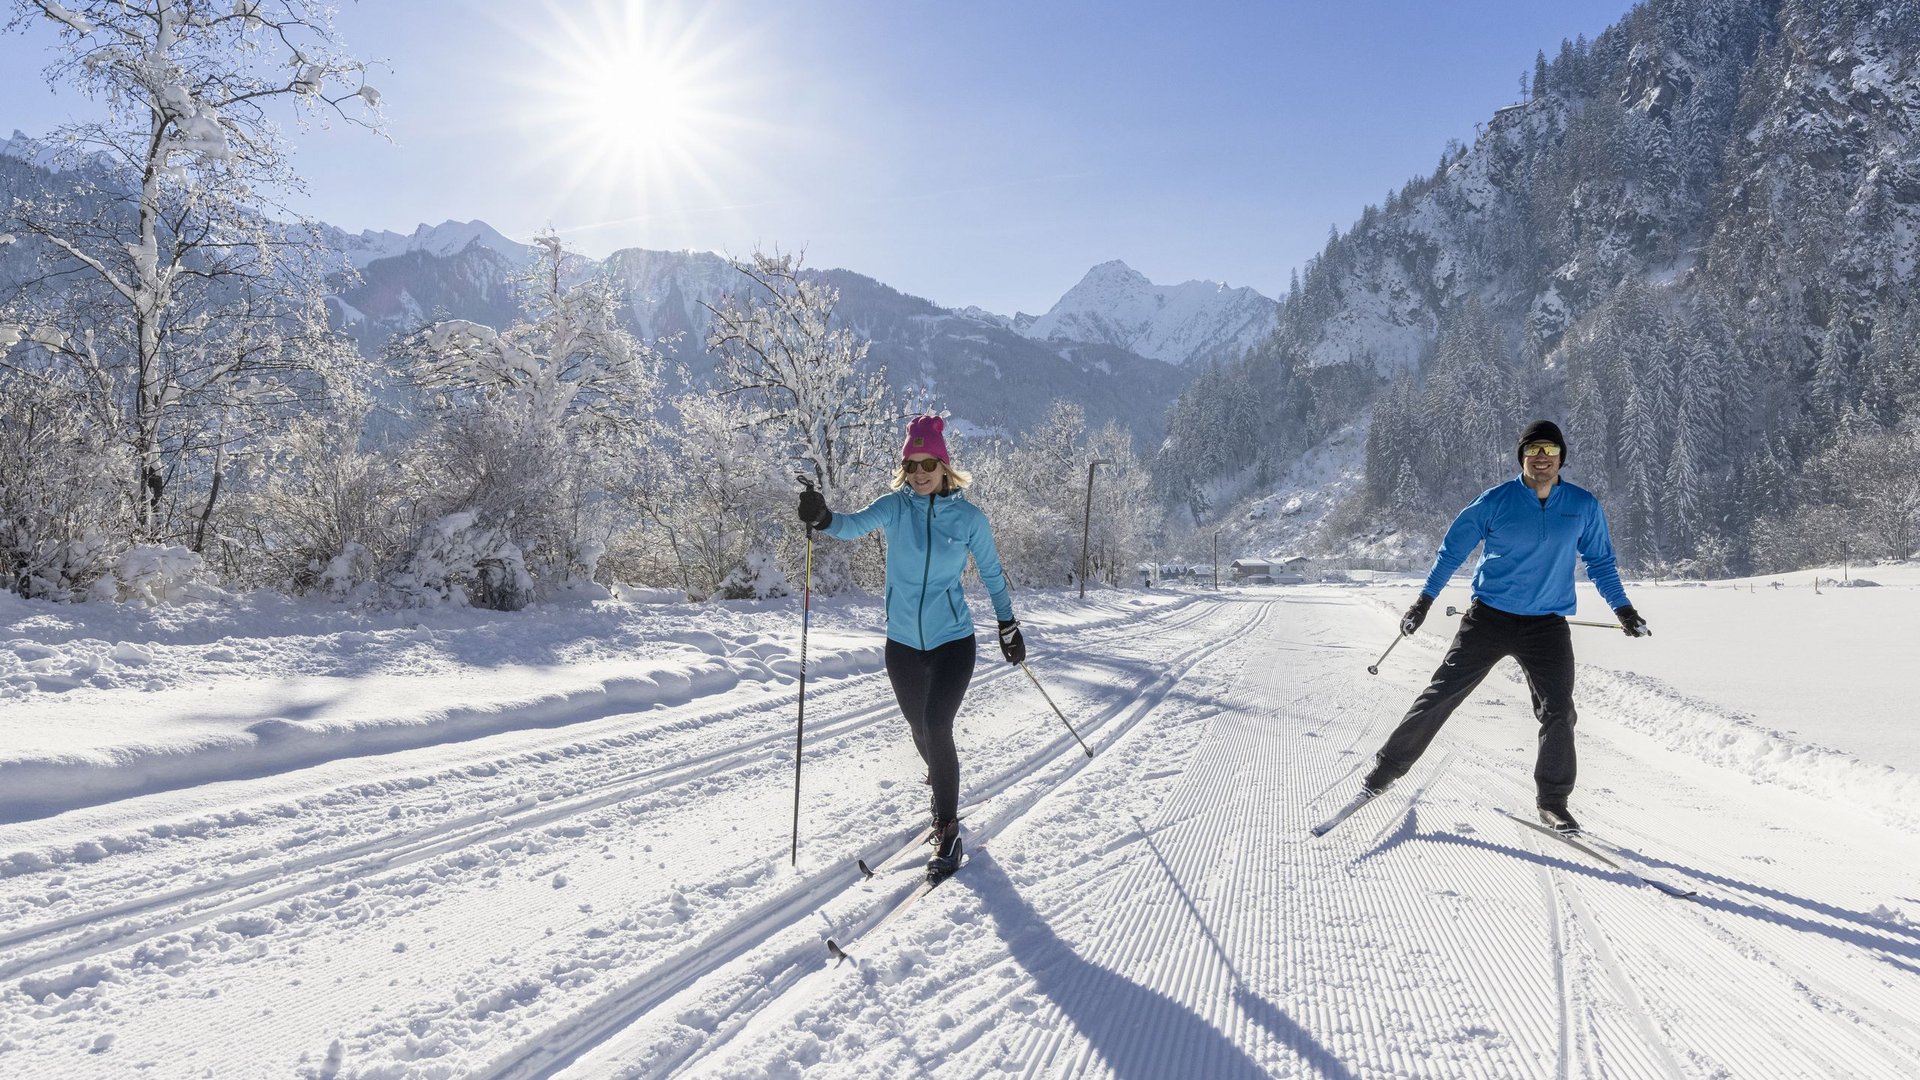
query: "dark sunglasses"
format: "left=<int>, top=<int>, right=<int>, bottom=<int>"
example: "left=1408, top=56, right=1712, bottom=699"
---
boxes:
left=901, top=458, right=944, bottom=474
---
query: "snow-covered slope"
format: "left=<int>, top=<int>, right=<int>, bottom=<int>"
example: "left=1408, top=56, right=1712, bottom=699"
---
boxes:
left=1021, top=259, right=1278, bottom=366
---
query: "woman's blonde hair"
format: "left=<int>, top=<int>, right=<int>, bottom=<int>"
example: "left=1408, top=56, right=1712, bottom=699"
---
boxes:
left=891, top=458, right=973, bottom=492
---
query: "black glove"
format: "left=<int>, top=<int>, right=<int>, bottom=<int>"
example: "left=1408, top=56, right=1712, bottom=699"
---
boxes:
left=1400, top=593, right=1433, bottom=637
left=997, top=618, right=1025, bottom=664
left=797, top=489, right=831, bottom=530
left=1615, top=605, right=1651, bottom=637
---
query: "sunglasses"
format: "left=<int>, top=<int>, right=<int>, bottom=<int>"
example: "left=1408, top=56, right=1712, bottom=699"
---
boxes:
left=901, top=458, right=944, bottom=474
left=1522, top=442, right=1562, bottom=458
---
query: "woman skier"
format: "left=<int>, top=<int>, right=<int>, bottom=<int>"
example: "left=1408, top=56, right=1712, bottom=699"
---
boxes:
left=796, top=414, right=1024, bottom=882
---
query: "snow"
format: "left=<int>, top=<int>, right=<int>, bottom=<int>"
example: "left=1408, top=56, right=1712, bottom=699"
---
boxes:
left=2, top=571, right=1918, bottom=1077
left=328, top=219, right=536, bottom=269
left=1022, top=260, right=1278, bottom=366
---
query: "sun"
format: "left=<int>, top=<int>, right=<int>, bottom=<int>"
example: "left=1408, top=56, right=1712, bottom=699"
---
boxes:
left=514, top=0, right=759, bottom=235
left=579, top=60, right=696, bottom=166
left=560, top=32, right=702, bottom=180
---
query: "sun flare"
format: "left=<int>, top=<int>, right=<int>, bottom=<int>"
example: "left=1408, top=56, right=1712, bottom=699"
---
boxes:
left=565, top=43, right=699, bottom=176
left=516, top=0, right=758, bottom=236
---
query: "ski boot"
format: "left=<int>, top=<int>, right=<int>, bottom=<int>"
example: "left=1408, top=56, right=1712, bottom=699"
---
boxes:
left=926, top=818, right=963, bottom=883
left=1537, top=800, right=1581, bottom=835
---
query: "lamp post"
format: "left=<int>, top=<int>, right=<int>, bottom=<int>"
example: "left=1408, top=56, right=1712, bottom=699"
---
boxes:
left=1212, top=531, right=1220, bottom=591
left=1079, top=459, right=1112, bottom=600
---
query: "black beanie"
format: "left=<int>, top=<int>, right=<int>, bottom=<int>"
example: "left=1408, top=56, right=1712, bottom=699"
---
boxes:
left=1517, top=420, right=1568, bottom=464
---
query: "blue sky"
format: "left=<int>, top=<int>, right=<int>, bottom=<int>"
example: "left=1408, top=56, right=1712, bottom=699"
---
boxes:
left=1, top=0, right=1634, bottom=315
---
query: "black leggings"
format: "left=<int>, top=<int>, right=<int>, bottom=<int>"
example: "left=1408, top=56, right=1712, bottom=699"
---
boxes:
left=885, top=635, right=977, bottom=822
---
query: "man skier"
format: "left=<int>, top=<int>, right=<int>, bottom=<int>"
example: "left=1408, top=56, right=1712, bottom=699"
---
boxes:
left=1360, top=420, right=1650, bottom=833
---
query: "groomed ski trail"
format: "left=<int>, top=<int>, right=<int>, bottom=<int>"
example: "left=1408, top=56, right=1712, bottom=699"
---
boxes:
left=7, top=590, right=1920, bottom=1078
left=666, top=590, right=1920, bottom=1080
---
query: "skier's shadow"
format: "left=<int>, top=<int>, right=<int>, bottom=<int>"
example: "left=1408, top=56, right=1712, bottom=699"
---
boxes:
left=965, top=852, right=1354, bottom=1080
left=1409, top=829, right=1920, bottom=964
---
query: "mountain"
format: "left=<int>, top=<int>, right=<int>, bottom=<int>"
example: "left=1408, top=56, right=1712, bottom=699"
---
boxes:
left=1160, top=0, right=1920, bottom=576
left=326, top=243, right=1191, bottom=445
left=316, top=219, right=535, bottom=270
left=0, top=130, right=53, bottom=169
left=1020, top=259, right=1279, bottom=366
left=6, top=121, right=1241, bottom=446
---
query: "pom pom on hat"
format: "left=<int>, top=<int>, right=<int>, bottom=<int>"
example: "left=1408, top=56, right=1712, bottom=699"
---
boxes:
left=903, top=415, right=950, bottom=463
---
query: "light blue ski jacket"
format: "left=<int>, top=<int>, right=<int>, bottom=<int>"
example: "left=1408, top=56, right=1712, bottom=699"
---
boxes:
left=1420, top=475, right=1631, bottom=616
left=820, top=486, right=1015, bottom=650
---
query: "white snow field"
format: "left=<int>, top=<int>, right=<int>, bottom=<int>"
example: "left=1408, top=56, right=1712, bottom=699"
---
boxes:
left=3, top=570, right=1919, bottom=1079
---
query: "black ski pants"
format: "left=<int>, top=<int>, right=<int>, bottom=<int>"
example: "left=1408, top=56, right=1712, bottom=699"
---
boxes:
left=1372, top=601, right=1579, bottom=803
left=885, top=634, right=977, bottom=823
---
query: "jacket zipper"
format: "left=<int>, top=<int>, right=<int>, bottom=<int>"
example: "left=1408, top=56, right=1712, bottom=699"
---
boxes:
left=919, top=493, right=934, bottom=648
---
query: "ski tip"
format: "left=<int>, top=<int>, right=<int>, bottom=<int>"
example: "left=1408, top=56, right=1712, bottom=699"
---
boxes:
left=856, top=859, right=875, bottom=879
left=826, top=939, right=851, bottom=965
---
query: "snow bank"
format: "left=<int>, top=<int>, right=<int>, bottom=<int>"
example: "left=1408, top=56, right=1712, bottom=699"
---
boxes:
left=1582, top=667, right=1920, bottom=834
left=0, top=586, right=1197, bottom=822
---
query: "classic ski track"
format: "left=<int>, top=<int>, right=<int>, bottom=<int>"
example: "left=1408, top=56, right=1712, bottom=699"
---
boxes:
left=480, top=599, right=1275, bottom=1080
left=1551, top=843, right=1920, bottom=1080
left=0, top=600, right=1227, bottom=987
left=1552, top=667, right=1920, bottom=1061
left=1447, top=686, right=1920, bottom=1078
left=1513, top=817, right=1684, bottom=1079
left=628, top=600, right=1274, bottom=1080
left=863, top=599, right=1282, bottom=1080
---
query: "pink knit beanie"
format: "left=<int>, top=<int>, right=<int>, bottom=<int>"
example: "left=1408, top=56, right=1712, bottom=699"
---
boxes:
left=902, top=415, right=949, bottom=463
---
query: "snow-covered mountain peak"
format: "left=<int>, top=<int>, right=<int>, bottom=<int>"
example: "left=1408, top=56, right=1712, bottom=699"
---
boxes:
left=1022, top=260, right=1278, bottom=366
left=1, top=128, right=105, bottom=171
left=1080, top=259, right=1155, bottom=289
left=330, top=219, right=535, bottom=269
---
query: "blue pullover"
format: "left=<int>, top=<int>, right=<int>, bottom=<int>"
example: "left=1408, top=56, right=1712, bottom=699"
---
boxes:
left=820, top=485, right=1014, bottom=650
left=1420, top=475, right=1631, bottom=616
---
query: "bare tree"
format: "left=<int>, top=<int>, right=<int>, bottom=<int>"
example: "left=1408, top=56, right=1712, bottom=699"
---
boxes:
left=0, top=0, right=383, bottom=543
left=388, top=233, right=665, bottom=593
left=704, top=250, right=899, bottom=502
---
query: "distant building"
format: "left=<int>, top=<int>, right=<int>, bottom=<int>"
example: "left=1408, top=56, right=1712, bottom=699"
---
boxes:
left=1230, top=558, right=1274, bottom=583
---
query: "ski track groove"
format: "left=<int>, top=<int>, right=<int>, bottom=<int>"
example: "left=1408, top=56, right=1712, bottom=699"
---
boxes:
left=472, top=599, right=1273, bottom=1080
left=0, top=601, right=1229, bottom=991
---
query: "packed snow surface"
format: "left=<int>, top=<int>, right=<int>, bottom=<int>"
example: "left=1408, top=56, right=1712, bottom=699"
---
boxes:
left=2, top=568, right=1918, bottom=1078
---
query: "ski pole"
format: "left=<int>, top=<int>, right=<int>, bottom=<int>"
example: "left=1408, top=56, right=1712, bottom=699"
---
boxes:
left=1444, top=605, right=1616, bottom=630
left=1018, top=661, right=1094, bottom=758
left=1366, top=632, right=1402, bottom=675
left=792, top=475, right=817, bottom=866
